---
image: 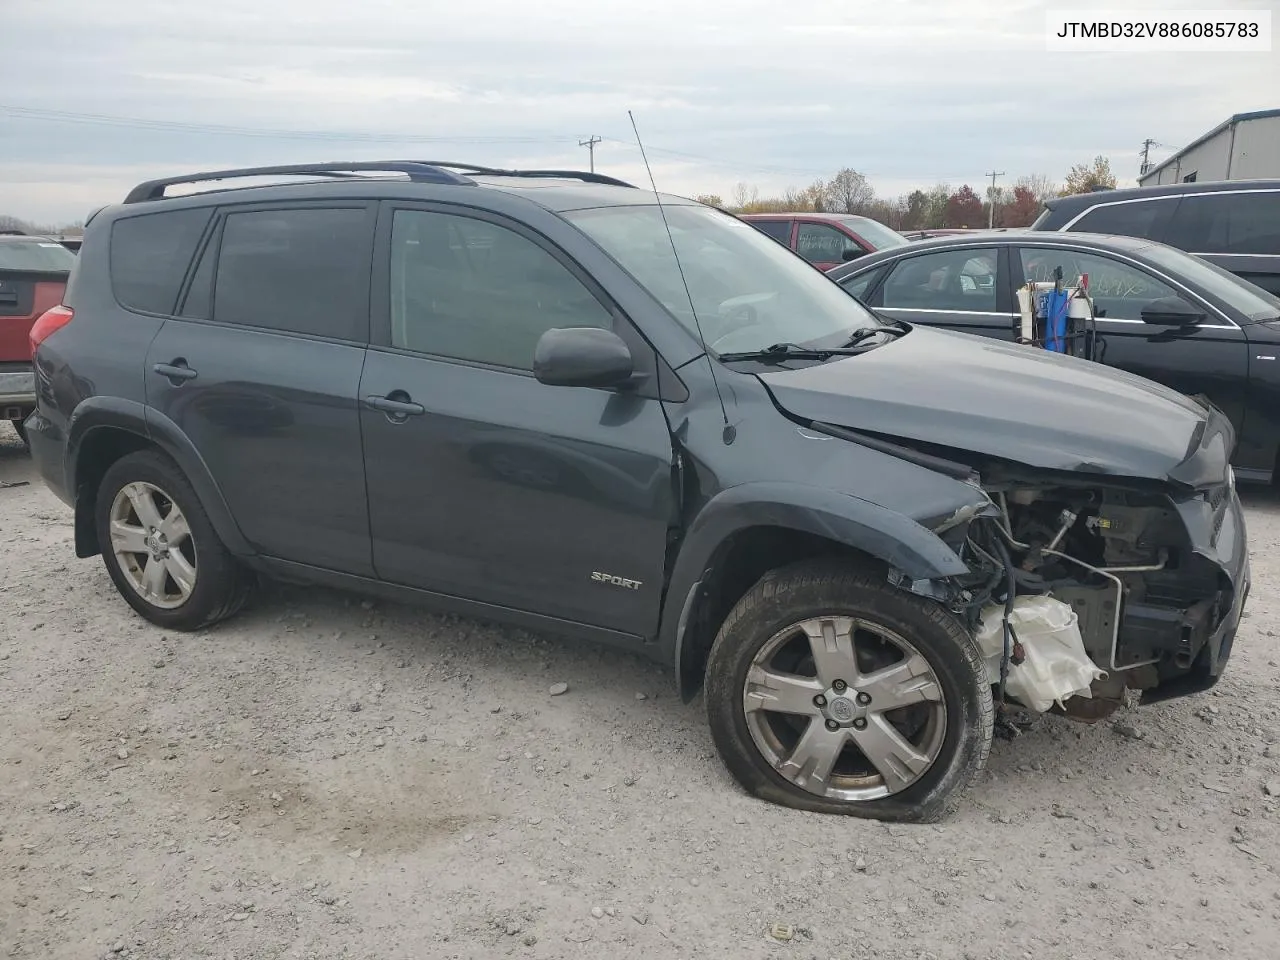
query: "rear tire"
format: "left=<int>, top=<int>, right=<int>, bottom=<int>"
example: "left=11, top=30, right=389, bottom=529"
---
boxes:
left=95, top=450, right=253, bottom=630
left=704, top=559, right=993, bottom=822
left=10, top=418, right=27, bottom=446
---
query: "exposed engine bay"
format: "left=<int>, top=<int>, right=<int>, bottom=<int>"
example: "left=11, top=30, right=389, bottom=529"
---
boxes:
left=950, top=479, right=1238, bottom=721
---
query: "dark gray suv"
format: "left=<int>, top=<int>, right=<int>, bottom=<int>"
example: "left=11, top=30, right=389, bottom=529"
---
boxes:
left=24, top=162, right=1250, bottom=822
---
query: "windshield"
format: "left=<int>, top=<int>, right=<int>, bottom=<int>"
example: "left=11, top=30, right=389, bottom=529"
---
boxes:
left=563, top=204, right=882, bottom=355
left=844, top=217, right=908, bottom=250
left=1140, top=242, right=1280, bottom=320
left=0, top=239, right=77, bottom=272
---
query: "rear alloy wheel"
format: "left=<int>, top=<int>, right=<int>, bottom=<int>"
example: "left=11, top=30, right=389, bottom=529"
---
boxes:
left=705, top=560, right=993, bottom=821
left=108, top=481, right=198, bottom=610
left=96, top=450, right=253, bottom=630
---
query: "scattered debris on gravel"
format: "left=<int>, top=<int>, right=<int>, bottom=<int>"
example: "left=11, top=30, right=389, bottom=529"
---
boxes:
left=2, top=423, right=1279, bottom=960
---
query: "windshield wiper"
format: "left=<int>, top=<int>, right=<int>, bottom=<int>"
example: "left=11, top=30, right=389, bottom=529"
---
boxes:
left=842, top=321, right=909, bottom=346
left=716, top=341, right=870, bottom=363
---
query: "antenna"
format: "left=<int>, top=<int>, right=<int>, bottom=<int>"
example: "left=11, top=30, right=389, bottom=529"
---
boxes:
left=627, top=110, right=732, bottom=440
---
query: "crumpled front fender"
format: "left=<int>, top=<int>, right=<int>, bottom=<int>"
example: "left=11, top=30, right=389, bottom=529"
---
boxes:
left=661, top=479, right=991, bottom=701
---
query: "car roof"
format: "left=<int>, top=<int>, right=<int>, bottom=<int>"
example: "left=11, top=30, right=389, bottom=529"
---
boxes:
left=1043, top=178, right=1280, bottom=214
left=93, top=162, right=698, bottom=224
left=473, top=175, right=689, bottom=211
left=740, top=211, right=870, bottom=221
left=94, top=175, right=695, bottom=223
left=825, top=229, right=1159, bottom=279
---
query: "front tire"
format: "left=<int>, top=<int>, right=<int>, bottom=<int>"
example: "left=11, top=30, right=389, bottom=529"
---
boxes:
left=95, top=450, right=253, bottom=630
left=705, top=559, right=993, bottom=822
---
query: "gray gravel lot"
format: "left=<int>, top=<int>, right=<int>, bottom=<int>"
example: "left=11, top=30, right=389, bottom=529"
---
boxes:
left=2, top=421, right=1278, bottom=960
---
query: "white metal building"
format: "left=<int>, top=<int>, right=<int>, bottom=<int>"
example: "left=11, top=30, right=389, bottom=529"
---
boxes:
left=1139, top=109, right=1280, bottom=186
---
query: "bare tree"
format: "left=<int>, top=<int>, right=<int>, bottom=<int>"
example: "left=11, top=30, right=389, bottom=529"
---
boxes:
left=0, top=214, right=34, bottom=233
left=1015, top=174, right=1060, bottom=205
left=826, top=168, right=874, bottom=214
left=731, top=182, right=759, bottom=211
left=800, top=179, right=829, bottom=212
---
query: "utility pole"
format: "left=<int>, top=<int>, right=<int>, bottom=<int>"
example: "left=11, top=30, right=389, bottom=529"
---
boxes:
left=579, top=135, right=602, bottom=173
left=985, top=170, right=1005, bottom=229
left=1139, top=138, right=1159, bottom=177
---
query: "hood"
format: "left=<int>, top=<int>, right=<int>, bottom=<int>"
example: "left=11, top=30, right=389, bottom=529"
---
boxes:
left=756, top=326, right=1228, bottom=485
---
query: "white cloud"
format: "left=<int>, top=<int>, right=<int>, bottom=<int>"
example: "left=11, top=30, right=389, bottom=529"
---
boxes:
left=1, top=0, right=1276, bottom=222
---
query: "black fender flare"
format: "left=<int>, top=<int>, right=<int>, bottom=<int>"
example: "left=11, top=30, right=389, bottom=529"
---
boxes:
left=65, top=396, right=149, bottom=499
left=65, top=398, right=252, bottom=558
left=660, top=481, right=973, bottom=702
left=143, top=407, right=252, bottom=556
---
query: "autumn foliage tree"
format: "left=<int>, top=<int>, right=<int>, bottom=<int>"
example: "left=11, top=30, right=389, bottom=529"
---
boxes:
left=716, top=162, right=1089, bottom=228
left=1002, top=185, right=1043, bottom=227
left=1061, top=156, right=1117, bottom=195
left=945, top=185, right=983, bottom=228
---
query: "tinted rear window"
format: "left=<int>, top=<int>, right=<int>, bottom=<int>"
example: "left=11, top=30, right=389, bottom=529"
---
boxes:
left=1072, top=199, right=1170, bottom=239
left=0, top=239, right=77, bottom=272
left=1166, top=191, right=1280, bottom=255
left=748, top=220, right=792, bottom=243
left=212, top=207, right=369, bottom=341
left=110, top=208, right=212, bottom=314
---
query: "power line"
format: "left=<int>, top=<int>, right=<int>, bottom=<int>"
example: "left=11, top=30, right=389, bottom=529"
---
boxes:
left=0, top=104, right=576, bottom=145
left=599, top=138, right=833, bottom=177
left=578, top=135, right=601, bottom=173
left=985, top=170, right=1005, bottom=228
left=1, top=103, right=1043, bottom=194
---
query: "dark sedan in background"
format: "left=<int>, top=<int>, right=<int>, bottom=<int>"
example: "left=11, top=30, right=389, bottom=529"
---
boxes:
left=827, top=231, right=1280, bottom=483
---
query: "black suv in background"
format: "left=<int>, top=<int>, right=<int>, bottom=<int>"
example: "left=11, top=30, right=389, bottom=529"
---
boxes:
left=1031, top=180, right=1280, bottom=296
left=24, top=161, right=1249, bottom=822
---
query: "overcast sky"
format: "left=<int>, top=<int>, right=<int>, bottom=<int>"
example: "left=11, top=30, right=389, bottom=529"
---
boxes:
left=1, top=0, right=1276, bottom=223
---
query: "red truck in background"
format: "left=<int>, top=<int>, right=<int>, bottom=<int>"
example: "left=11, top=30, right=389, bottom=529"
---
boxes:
left=0, top=232, right=77, bottom=445
left=738, top=212, right=908, bottom=270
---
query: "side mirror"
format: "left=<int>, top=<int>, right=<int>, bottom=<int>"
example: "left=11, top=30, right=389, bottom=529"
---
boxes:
left=840, top=248, right=863, bottom=262
left=1140, top=297, right=1205, bottom=326
left=533, top=327, right=637, bottom=389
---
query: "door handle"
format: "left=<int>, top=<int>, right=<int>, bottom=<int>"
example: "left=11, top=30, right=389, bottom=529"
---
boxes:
left=364, top=393, right=425, bottom=419
left=153, top=359, right=198, bottom=383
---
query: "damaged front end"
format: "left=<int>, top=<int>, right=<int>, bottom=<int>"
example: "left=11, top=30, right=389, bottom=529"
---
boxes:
left=858, top=420, right=1250, bottom=723
left=767, top=339, right=1250, bottom=720
left=925, top=461, right=1248, bottom=722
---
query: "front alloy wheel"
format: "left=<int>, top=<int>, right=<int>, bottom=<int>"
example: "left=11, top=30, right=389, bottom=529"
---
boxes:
left=743, top=615, right=947, bottom=800
left=705, top=560, right=994, bottom=821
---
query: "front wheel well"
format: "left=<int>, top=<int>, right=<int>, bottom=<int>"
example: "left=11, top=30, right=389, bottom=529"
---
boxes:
left=73, top=427, right=155, bottom=557
left=677, top=526, right=888, bottom=702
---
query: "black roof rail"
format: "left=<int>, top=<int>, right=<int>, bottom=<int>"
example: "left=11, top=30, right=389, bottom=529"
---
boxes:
left=420, top=162, right=636, bottom=188
left=123, top=161, right=475, bottom=204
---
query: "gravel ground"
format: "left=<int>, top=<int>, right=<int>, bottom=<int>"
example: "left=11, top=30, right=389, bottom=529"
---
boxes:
left=2, top=420, right=1279, bottom=960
